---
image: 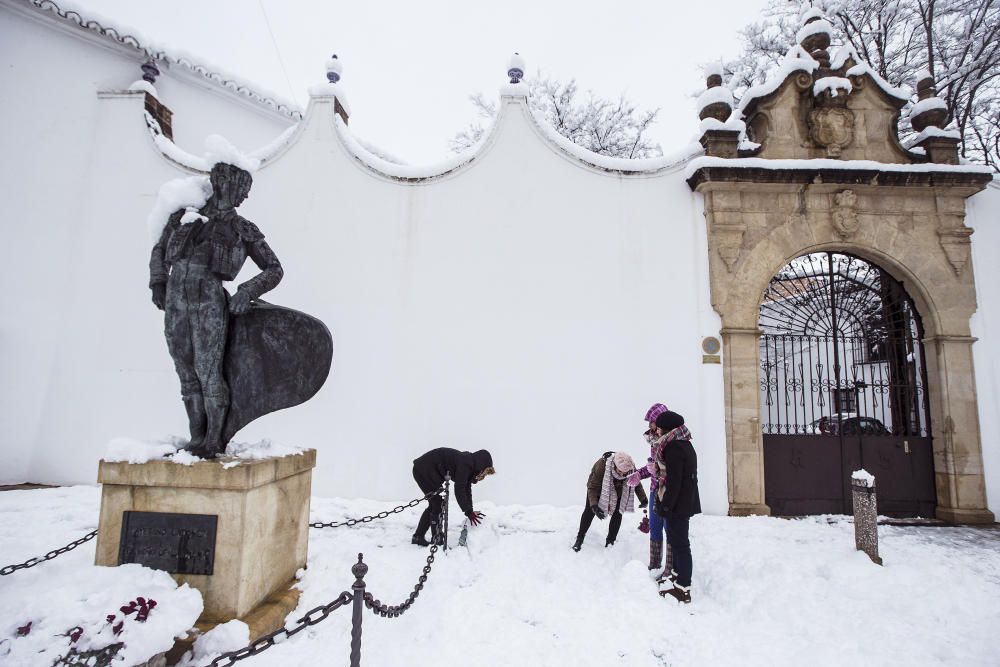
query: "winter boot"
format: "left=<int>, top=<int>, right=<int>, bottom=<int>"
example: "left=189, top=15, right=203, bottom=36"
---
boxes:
left=659, top=583, right=691, bottom=604
left=648, top=540, right=663, bottom=574
left=572, top=535, right=584, bottom=552
left=411, top=534, right=431, bottom=547
left=657, top=569, right=678, bottom=585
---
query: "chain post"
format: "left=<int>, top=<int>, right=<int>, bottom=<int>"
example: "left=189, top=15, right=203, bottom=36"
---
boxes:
left=350, top=553, right=368, bottom=667
left=442, top=474, right=450, bottom=551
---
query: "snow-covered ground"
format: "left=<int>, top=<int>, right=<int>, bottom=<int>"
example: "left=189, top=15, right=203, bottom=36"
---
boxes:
left=2, top=487, right=1000, bottom=666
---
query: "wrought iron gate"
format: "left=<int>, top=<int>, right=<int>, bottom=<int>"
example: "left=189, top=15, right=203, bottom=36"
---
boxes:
left=759, top=252, right=936, bottom=517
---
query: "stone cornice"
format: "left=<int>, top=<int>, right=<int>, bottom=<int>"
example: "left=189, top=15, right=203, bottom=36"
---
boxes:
left=688, top=165, right=992, bottom=192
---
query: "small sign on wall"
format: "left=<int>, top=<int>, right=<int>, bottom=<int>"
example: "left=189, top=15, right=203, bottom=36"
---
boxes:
left=702, top=337, right=721, bottom=364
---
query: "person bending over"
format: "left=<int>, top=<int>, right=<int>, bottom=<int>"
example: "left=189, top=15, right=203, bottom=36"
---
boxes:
left=411, top=447, right=495, bottom=546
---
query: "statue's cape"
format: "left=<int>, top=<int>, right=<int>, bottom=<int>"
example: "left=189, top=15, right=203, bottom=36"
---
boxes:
left=222, top=301, right=333, bottom=443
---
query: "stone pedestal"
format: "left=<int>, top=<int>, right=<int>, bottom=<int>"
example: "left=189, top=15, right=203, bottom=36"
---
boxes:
left=95, top=450, right=316, bottom=622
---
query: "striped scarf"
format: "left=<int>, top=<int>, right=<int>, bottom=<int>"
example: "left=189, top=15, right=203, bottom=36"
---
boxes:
left=598, top=455, right=636, bottom=516
left=654, top=425, right=693, bottom=500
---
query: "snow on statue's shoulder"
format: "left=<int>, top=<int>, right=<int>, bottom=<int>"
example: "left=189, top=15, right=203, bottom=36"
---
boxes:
left=852, top=469, right=875, bottom=486
left=147, top=175, right=212, bottom=242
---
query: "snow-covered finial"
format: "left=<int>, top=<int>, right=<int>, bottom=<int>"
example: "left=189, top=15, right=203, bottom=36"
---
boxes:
left=141, top=60, right=160, bottom=85
left=704, top=61, right=725, bottom=89
left=326, top=54, right=343, bottom=84
left=909, top=70, right=948, bottom=133
left=697, top=65, right=734, bottom=123
left=507, top=52, right=525, bottom=84
left=796, top=5, right=832, bottom=68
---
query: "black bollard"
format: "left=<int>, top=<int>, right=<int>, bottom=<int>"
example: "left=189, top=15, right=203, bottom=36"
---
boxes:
left=350, top=553, right=368, bottom=666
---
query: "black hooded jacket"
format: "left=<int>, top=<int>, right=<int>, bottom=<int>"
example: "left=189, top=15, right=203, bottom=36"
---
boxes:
left=412, top=448, right=493, bottom=514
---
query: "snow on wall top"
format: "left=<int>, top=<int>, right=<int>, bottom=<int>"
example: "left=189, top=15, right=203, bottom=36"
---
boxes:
left=19, top=0, right=303, bottom=120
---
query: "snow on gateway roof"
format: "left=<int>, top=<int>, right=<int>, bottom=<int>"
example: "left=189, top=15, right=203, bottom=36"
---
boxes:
left=19, top=0, right=303, bottom=120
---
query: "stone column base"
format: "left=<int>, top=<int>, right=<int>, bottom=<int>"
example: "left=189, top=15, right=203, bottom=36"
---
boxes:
left=728, top=503, right=771, bottom=517
left=935, top=506, right=996, bottom=525
left=95, top=450, right=316, bottom=622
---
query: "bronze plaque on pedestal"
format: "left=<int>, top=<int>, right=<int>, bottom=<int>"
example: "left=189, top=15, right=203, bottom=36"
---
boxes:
left=118, top=511, right=218, bottom=575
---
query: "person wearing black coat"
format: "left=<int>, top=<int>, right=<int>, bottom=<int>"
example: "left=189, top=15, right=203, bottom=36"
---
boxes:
left=411, top=447, right=495, bottom=546
left=653, top=410, right=700, bottom=603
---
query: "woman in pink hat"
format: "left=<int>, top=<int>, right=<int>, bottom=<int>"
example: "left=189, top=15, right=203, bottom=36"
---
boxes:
left=572, top=451, right=647, bottom=551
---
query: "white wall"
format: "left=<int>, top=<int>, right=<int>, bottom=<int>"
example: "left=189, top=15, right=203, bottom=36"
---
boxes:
left=969, top=181, right=1000, bottom=517
left=0, top=49, right=730, bottom=511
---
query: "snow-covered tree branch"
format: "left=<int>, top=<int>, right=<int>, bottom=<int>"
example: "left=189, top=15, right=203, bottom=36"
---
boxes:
left=450, top=72, right=662, bottom=159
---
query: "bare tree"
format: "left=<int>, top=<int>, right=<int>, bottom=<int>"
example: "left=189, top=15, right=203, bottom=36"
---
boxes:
left=729, top=0, right=1000, bottom=170
left=450, top=72, right=662, bottom=159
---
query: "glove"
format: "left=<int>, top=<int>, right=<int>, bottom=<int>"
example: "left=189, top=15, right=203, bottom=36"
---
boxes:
left=151, top=283, right=166, bottom=311
left=467, top=511, right=485, bottom=527
left=591, top=505, right=606, bottom=520
left=626, top=471, right=641, bottom=488
left=229, top=289, right=253, bottom=315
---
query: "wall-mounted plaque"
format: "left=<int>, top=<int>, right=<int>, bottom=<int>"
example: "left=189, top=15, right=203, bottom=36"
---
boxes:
left=118, top=511, right=218, bottom=575
left=701, top=337, right=721, bottom=355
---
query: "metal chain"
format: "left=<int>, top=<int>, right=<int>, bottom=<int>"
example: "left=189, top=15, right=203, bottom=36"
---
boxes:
left=362, top=544, right=438, bottom=618
left=206, top=591, right=354, bottom=667
left=310, top=487, right=443, bottom=529
left=0, top=529, right=98, bottom=576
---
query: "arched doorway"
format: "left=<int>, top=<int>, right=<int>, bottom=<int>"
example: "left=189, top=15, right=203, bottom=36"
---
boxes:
left=758, top=252, right=936, bottom=517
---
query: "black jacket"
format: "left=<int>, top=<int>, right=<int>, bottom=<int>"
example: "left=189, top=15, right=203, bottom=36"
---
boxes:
left=412, top=448, right=493, bottom=514
left=657, top=440, right=701, bottom=518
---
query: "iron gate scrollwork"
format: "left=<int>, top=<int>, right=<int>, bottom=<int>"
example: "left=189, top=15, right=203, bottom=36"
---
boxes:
left=759, top=252, right=936, bottom=517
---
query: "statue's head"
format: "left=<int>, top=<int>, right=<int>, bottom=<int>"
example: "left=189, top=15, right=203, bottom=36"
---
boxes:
left=209, top=162, right=253, bottom=210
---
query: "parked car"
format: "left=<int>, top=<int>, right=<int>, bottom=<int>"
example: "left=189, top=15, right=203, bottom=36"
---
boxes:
left=807, top=414, right=889, bottom=436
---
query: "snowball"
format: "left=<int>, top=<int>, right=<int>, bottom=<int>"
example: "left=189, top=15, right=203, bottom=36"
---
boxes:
left=105, top=437, right=178, bottom=464
left=813, top=77, right=853, bottom=98
left=204, top=134, right=260, bottom=172
left=696, top=85, right=734, bottom=113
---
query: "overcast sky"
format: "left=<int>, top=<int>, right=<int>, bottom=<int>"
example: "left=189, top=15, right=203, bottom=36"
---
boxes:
left=77, top=0, right=772, bottom=162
